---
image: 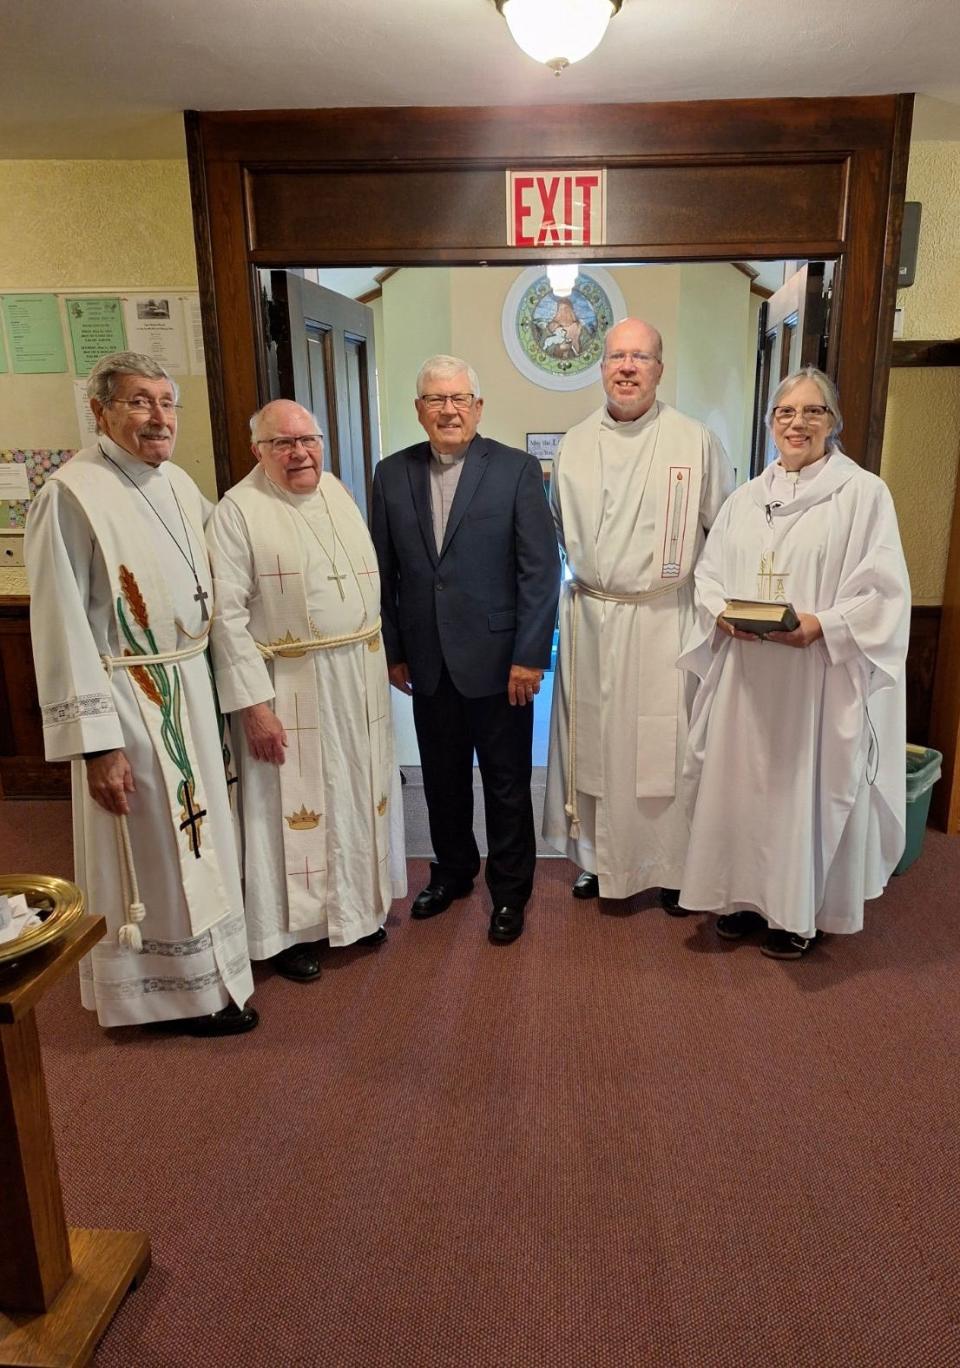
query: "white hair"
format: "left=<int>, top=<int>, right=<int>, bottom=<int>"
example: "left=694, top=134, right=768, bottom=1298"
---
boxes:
left=86, top=351, right=179, bottom=405
left=248, top=401, right=322, bottom=441
left=415, top=355, right=481, bottom=400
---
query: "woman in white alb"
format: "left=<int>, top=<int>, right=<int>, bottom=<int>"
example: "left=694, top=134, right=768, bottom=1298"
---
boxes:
left=678, top=367, right=911, bottom=959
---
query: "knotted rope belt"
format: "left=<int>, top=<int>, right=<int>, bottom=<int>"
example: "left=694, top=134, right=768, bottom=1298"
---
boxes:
left=564, top=576, right=693, bottom=840
left=254, top=618, right=382, bottom=659
left=100, top=626, right=211, bottom=951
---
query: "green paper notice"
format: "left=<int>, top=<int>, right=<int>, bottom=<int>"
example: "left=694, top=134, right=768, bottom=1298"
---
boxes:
left=0, top=319, right=7, bottom=373
left=65, top=296, right=127, bottom=376
left=1, top=294, right=67, bottom=374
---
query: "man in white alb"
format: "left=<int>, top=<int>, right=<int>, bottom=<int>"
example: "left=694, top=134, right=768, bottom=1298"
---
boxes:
left=543, top=318, right=735, bottom=907
left=25, top=351, right=257, bottom=1035
left=206, top=400, right=405, bottom=983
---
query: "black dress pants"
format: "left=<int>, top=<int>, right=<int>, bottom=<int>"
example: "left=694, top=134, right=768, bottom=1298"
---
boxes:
left=412, top=664, right=536, bottom=911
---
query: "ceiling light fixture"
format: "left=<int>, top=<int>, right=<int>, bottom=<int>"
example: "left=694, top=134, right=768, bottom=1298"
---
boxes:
left=495, top=0, right=623, bottom=75
left=546, top=264, right=580, bottom=297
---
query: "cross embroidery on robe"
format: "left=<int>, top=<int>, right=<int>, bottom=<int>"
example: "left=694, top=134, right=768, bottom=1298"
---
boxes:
left=757, top=551, right=789, bottom=602
left=285, top=692, right=318, bottom=778
left=259, top=555, right=300, bottom=594
left=178, top=780, right=207, bottom=858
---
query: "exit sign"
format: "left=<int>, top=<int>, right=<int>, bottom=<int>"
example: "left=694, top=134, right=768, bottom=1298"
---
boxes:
left=506, top=169, right=606, bottom=248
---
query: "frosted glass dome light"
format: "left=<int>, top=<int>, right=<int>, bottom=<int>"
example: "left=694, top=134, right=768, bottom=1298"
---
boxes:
left=496, top=0, right=623, bottom=74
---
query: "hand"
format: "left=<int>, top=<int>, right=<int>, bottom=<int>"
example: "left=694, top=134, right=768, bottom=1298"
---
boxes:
left=241, top=702, right=288, bottom=764
left=508, top=664, right=543, bottom=707
left=716, top=616, right=759, bottom=643
left=86, top=749, right=135, bottom=815
left=389, top=663, right=414, bottom=696
left=767, top=613, right=823, bottom=648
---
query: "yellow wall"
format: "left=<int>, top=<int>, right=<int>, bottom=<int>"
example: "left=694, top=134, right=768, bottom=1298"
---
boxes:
left=0, top=159, right=214, bottom=595
left=377, top=263, right=755, bottom=465
left=881, top=140, right=960, bottom=605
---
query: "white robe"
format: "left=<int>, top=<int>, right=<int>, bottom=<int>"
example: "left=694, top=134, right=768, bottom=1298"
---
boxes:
left=678, top=452, right=911, bottom=936
left=206, top=470, right=406, bottom=960
left=25, top=440, right=253, bottom=1027
left=543, top=401, right=734, bottom=897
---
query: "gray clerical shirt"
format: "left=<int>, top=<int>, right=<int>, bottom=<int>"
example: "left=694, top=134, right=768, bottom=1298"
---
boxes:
left=428, top=446, right=467, bottom=553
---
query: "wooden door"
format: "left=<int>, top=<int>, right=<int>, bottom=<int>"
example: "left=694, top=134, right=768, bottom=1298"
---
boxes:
left=751, top=262, right=830, bottom=475
left=259, top=271, right=380, bottom=516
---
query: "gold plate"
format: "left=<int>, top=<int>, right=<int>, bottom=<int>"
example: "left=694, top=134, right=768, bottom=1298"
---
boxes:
left=0, top=875, right=86, bottom=965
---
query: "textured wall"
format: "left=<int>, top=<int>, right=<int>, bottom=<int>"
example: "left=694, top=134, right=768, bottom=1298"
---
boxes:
left=0, top=159, right=215, bottom=598
left=881, top=140, right=960, bottom=604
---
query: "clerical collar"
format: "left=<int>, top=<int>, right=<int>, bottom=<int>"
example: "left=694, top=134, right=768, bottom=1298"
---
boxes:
left=601, top=400, right=660, bottom=432
left=99, top=434, right=164, bottom=479
left=430, top=445, right=467, bottom=467
left=773, top=452, right=830, bottom=482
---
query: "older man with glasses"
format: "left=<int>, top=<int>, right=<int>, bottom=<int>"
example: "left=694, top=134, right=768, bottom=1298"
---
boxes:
left=206, top=399, right=406, bottom=984
left=543, top=317, right=735, bottom=914
left=25, top=351, right=257, bottom=1036
left=371, top=354, right=560, bottom=945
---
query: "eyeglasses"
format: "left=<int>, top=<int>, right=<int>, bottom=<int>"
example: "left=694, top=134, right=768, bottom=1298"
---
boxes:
left=108, top=398, right=181, bottom=414
left=772, top=405, right=830, bottom=423
left=419, top=393, right=476, bottom=410
left=256, top=434, right=323, bottom=454
left=603, top=351, right=661, bottom=367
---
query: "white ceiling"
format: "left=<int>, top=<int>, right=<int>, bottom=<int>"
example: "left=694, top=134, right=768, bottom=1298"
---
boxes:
left=2, top=0, right=960, bottom=159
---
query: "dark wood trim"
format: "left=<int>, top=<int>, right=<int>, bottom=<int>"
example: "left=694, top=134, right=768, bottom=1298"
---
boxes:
left=750, top=282, right=774, bottom=299
left=907, top=605, right=942, bottom=749
left=891, top=339, right=960, bottom=368
left=930, top=426, right=960, bottom=833
left=186, top=96, right=911, bottom=490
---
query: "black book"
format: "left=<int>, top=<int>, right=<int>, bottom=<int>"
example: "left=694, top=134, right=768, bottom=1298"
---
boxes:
left=720, top=599, right=800, bottom=636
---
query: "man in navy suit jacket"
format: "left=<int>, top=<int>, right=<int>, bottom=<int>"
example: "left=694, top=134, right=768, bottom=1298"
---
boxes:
left=371, top=354, right=560, bottom=944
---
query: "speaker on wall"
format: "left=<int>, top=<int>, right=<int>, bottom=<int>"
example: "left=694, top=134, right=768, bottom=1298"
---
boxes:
left=899, top=202, right=922, bottom=288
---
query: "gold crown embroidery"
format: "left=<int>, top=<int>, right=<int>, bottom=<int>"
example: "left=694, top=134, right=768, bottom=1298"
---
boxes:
left=285, top=803, right=321, bottom=830
left=270, top=629, right=308, bottom=658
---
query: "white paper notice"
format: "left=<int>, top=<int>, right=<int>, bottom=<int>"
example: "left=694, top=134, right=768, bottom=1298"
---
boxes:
left=122, top=294, right=188, bottom=375
left=73, top=379, right=101, bottom=444
left=0, top=462, right=30, bottom=500
left=181, top=294, right=206, bottom=375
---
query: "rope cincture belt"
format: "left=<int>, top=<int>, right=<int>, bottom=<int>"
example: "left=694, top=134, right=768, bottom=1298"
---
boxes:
left=101, top=627, right=212, bottom=951
left=563, top=575, right=693, bottom=841
left=254, top=618, right=382, bottom=659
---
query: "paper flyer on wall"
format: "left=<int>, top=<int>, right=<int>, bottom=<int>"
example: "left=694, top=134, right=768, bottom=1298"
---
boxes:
left=1, top=294, right=67, bottom=373
left=121, top=294, right=188, bottom=375
left=181, top=294, right=206, bottom=375
left=73, top=379, right=101, bottom=444
left=65, top=296, right=126, bottom=376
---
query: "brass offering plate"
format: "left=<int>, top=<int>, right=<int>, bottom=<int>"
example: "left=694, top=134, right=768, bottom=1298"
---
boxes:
left=0, top=874, right=85, bottom=965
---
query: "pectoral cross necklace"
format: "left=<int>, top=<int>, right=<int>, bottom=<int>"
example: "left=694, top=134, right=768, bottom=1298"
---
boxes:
left=286, top=486, right=354, bottom=607
left=100, top=447, right=210, bottom=620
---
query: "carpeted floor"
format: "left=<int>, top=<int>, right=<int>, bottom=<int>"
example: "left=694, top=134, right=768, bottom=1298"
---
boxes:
left=2, top=801, right=960, bottom=1367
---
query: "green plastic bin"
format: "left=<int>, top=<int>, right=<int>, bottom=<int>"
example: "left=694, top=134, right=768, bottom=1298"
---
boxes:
left=894, top=745, right=942, bottom=875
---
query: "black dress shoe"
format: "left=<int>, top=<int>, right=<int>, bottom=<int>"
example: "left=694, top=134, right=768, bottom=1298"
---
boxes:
left=271, top=944, right=322, bottom=981
left=489, top=906, right=524, bottom=944
left=411, top=879, right=474, bottom=919
left=184, top=1003, right=260, bottom=1037
left=356, top=926, right=387, bottom=946
left=659, top=887, right=690, bottom=917
left=572, top=870, right=599, bottom=900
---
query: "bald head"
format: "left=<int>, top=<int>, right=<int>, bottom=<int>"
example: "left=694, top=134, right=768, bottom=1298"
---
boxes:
left=601, top=318, right=664, bottom=423
left=250, top=399, right=324, bottom=493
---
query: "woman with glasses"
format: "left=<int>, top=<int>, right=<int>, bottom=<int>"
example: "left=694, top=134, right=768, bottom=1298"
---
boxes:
left=676, top=366, right=910, bottom=959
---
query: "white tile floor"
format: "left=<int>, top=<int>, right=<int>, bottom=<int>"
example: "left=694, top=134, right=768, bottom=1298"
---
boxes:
left=392, top=670, right=555, bottom=768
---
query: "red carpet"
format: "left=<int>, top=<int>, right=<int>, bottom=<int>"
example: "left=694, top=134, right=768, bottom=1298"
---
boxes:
left=2, top=802, right=960, bottom=1366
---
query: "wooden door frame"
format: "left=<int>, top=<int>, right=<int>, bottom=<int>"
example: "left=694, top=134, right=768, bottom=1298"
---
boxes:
left=185, top=95, right=913, bottom=494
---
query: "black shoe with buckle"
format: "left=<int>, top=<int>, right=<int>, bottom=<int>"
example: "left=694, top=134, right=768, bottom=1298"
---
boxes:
left=572, top=871, right=599, bottom=900
left=271, top=944, right=322, bottom=981
left=761, top=929, right=819, bottom=960
left=715, top=909, right=767, bottom=941
left=410, top=879, right=474, bottom=919
left=489, top=906, right=524, bottom=944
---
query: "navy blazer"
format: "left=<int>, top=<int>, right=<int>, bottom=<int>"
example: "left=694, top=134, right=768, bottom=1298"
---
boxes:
left=370, top=434, right=560, bottom=698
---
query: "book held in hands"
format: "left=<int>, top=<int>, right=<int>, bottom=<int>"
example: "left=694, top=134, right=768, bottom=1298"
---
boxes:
left=720, top=599, right=800, bottom=636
